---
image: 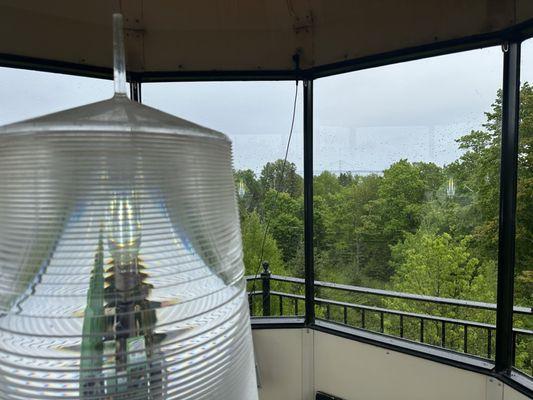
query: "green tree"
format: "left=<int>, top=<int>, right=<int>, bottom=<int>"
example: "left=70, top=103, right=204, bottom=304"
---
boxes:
left=390, top=232, right=495, bottom=302
left=260, top=159, right=303, bottom=198
left=322, top=174, right=381, bottom=283
left=370, top=160, right=441, bottom=237
left=446, top=125, right=501, bottom=262
left=360, top=161, right=439, bottom=280
left=338, top=172, right=356, bottom=186
left=448, top=83, right=533, bottom=306
left=263, top=190, right=303, bottom=263
left=234, top=169, right=263, bottom=217
left=240, top=211, right=285, bottom=276
left=387, top=230, right=496, bottom=355
left=314, top=171, right=341, bottom=197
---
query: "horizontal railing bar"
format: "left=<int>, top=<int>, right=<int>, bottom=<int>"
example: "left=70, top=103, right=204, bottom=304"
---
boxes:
left=268, top=275, right=305, bottom=284
left=264, top=291, right=533, bottom=336
left=313, top=297, right=499, bottom=331
left=246, top=275, right=532, bottom=315
left=268, top=291, right=304, bottom=300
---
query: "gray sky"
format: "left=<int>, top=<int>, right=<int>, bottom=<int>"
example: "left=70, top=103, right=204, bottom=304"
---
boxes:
left=1, top=41, right=532, bottom=174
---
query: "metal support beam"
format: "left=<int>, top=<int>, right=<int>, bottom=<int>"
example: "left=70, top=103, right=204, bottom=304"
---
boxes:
left=304, top=79, right=315, bottom=325
left=495, top=41, right=521, bottom=374
left=129, top=81, right=142, bottom=103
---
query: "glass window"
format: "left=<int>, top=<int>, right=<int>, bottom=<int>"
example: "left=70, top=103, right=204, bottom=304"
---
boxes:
left=313, top=47, right=504, bottom=360
left=0, top=67, right=112, bottom=125
left=514, top=38, right=533, bottom=376
left=143, top=81, right=305, bottom=317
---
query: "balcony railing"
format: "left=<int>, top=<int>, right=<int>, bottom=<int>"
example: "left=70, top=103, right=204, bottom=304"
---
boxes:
left=246, top=265, right=533, bottom=375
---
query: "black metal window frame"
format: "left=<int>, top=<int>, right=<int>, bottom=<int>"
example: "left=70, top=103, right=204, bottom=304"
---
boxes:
left=6, top=18, right=533, bottom=398
left=303, top=37, right=531, bottom=397
left=125, top=32, right=532, bottom=397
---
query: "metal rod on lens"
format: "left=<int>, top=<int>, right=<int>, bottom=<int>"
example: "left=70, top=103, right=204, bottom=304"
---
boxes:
left=113, top=13, right=128, bottom=96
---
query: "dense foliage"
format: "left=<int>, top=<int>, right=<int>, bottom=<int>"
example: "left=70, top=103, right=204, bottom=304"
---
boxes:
left=235, top=84, right=532, bottom=374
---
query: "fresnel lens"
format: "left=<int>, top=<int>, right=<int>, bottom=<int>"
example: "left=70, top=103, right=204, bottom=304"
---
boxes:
left=0, top=14, right=258, bottom=400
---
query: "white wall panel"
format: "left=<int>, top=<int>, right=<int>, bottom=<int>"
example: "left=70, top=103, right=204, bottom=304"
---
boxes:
left=252, top=328, right=531, bottom=400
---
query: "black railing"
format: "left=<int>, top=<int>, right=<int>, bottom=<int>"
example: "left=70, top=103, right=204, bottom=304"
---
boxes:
left=246, top=267, right=532, bottom=374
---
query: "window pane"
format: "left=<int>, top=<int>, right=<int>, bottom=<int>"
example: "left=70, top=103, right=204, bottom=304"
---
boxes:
left=314, top=47, right=503, bottom=359
left=143, top=82, right=304, bottom=318
left=514, top=38, right=533, bottom=376
left=0, top=67, right=112, bottom=125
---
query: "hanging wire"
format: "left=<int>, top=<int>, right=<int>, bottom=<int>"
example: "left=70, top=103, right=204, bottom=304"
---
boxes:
left=249, top=80, right=300, bottom=308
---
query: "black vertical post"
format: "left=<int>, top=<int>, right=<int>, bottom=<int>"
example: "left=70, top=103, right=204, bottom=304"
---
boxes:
left=261, top=261, right=271, bottom=317
left=495, top=41, right=520, bottom=374
left=488, top=329, right=492, bottom=359
left=304, top=79, right=315, bottom=326
left=130, top=81, right=142, bottom=103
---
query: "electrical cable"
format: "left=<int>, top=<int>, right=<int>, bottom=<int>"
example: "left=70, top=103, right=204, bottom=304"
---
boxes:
left=249, top=80, right=300, bottom=307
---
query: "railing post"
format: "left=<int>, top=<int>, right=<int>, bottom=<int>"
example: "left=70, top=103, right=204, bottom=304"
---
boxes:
left=343, top=306, right=348, bottom=324
left=261, top=261, right=271, bottom=317
left=304, top=79, right=315, bottom=326
left=488, top=329, right=492, bottom=359
left=463, top=325, right=468, bottom=354
left=495, top=40, right=521, bottom=374
left=129, top=81, right=142, bottom=102
left=248, top=291, right=254, bottom=316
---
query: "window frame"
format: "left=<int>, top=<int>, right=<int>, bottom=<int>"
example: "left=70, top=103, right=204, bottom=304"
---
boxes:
left=116, top=33, right=533, bottom=398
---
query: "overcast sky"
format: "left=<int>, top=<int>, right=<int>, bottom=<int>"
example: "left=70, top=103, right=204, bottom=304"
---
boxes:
left=1, top=41, right=532, bottom=174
